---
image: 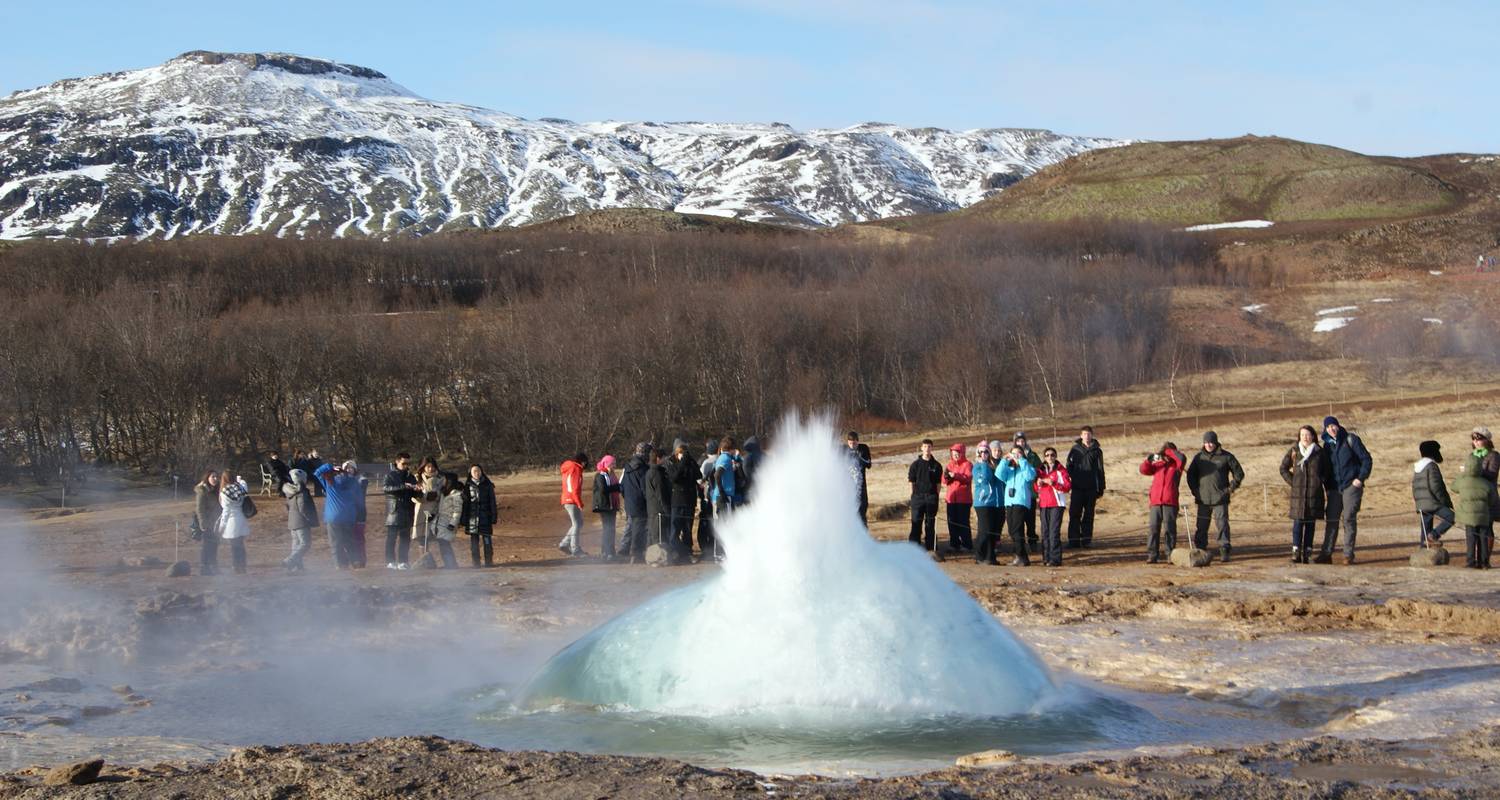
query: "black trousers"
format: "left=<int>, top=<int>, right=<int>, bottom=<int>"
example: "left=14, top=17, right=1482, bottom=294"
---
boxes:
left=946, top=502, right=972, bottom=549
left=696, top=499, right=716, bottom=552
left=1022, top=502, right=1038, bottom=545
left=1068, top=492, right=1097, bottom=546
left=671, top=505, right=695, bottom=558
left=908, top=495, right=938, bottom=550
left=1006, top=505, right=1031, bottom=564
left=229, top=538, right=247, bottom=573
left=974, top=506, right=1002, bottom=564
left=621, top=515, right=647, bottom=558
left=469, top=533, right=493, bottom=566
left=1040, top=506, right=1064, bottom=565
left=385, top=524, right=412, bottom=565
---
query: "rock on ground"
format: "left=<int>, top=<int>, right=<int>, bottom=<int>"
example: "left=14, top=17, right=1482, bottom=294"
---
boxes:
left=1170, top=547, right=1214, bottom=567
left=42, top=758, right=102, bottom=786
left=1410, top=547, right=1450, bottom=567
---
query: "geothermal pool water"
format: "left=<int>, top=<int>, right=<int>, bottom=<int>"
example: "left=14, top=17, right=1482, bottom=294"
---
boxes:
left=5, top=416, right=1500, bottom=775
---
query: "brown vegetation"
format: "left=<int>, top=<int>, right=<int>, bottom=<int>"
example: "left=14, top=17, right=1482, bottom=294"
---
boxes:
left=0, top=221, right=1250, bottom=482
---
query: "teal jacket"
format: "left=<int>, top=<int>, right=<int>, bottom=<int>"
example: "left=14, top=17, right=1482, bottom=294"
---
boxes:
left=972, top=460, right=1001, bottom=508
left=997, top=458, right=1038, bottom=508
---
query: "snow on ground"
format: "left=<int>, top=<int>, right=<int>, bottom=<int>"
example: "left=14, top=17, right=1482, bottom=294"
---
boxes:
left=1430, top=271, right=1445, bottom=276
left=1184, top=220, right=1275, bottom=232
left=1424, top=318, right=1444, bottom=325
left=1371, top=298, right=1394, bottom=303
left=1240, top=304, right=1266, bottom=313
left=1314, top=317, right=1354, bottom=333
left=1316, top=306, right=1358, bottom=316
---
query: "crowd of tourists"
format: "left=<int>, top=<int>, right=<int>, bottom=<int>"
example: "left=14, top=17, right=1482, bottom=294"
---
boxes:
left=189, top=415, right=1497, bottom=575
left=904, top=416, right=1492, bottom=570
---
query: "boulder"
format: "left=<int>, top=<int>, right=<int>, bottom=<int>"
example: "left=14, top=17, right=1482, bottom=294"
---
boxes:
left=1410, top=547, right=1450, bottom=567
left=1170, top=547, right=1214, bottom=568
left=165, top=560, right=191, bottom=578
left=17, top=677, right=83, bottom=693
left=43, top=758, right=103, bottom=786
left=644, top=543, right=673, bottom=567
left=956, top=749, right=1017, bottom=767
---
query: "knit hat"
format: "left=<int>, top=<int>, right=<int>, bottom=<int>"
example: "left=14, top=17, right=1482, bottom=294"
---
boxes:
left=1418, top=440, right=1442, bottom=463
left=705, top=439, right=719, bottom=455
left=597, top=455, right=616, bottom=471
left=1014, top=431, right=1027, bottom=442
left=1323, top=416, right=1340, bottom=429
left=989, top=439, right=1005, bottom=454
left=975, top=440, right=990, bottom=454
left=1202, top=431, right=1219, bottom=445
left=1473, top=426, right=1493, bottom=441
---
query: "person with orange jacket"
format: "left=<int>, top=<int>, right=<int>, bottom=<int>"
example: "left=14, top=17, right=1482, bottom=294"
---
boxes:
left=1139, top=441, right=1186, bottom=562
left=1034, top=447, right=1072, bottom=567
left=942, top=443, right=974, bottom=552
left=557, top=451, right=589, bottom=557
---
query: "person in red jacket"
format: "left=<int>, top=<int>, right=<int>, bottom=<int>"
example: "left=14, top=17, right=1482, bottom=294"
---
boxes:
left=1034, top=447, right=1072, bottom=567
left=942, top=443, right=974, bottom=552
left=1139, top=441, right=1185, bottom=562
left=557, top=451, right=589, bottom=557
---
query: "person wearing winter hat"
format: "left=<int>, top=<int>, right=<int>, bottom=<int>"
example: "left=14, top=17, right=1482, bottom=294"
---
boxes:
left=1317, top=416, right=1374, bottom=565
left=1468, top=427, right=1499, bottom=568
left=592, top=455, right=622, bottom=561
left=1186, top=431, right=1245, bottom=562
left=1412, top=440, right=1454, bottom=547
left=942, top=443, right=974, bottom=552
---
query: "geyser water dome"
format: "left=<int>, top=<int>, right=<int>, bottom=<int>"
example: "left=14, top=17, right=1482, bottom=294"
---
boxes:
left=522, top=415, right=1058, bottom=717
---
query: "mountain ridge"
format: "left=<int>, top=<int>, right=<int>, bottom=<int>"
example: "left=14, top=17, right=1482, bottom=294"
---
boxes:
left=0, top=51, right=1128, bottom=239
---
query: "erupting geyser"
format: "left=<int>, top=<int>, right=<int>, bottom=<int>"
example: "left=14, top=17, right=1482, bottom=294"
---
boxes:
left=522, top=415, right=1058, bottom=718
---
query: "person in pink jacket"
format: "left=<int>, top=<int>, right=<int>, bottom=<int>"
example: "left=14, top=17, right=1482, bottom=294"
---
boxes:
left=1139, top=441, right=1186, bottom=562
left=942, top=443, right=974, bottom=552
left=1034, top=447, right=1072, bottom=567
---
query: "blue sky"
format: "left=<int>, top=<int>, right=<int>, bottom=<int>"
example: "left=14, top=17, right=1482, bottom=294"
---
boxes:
left=3, top=1, right=1495, bottom=155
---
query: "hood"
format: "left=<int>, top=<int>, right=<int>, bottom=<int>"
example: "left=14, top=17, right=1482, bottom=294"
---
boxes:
left=597, top=455, right=616, bottom=472
left=1414, top=457, right=1435, bottom=475
left=949, top=443, right=967, bottom=459
left=743, top=437, right=761, bottom=454
left=288, top=468, right=307, bottom=488
left=625, top=455, right=649, bottom=473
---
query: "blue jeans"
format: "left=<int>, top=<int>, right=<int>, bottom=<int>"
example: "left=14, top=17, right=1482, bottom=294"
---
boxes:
left=1420, top=508, right=1455, bottom=542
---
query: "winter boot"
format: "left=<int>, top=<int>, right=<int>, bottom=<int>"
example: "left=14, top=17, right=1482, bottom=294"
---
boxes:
left=1291, top=547, right=1301, bottom=564
left=1220, top=545, right=1231, bottom=563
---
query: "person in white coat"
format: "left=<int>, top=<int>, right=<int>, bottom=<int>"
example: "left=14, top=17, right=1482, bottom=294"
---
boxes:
left=218, top=470, right=252, bottom=574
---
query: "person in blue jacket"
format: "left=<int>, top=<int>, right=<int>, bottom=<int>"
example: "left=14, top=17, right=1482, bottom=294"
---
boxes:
left=315, top=460, right=364, bottom=569
left=1318, top=416, right=1374, bottom=564
left=998, top=444, right=1038, bottom=566
left=970, top=441, right=1002, bottom=565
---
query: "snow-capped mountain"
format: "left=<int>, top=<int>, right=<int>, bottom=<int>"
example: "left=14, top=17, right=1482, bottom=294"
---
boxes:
left=0, top=51, right=1129, bottom=239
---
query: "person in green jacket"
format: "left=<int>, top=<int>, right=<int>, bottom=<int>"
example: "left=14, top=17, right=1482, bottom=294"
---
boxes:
left=1186, top=431, right=1245, bottom=562
left=1454, top=450, right=1494, bottom=569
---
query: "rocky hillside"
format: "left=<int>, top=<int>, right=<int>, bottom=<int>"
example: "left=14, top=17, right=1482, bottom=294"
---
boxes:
left=0, top=51, right=1126, bottom=239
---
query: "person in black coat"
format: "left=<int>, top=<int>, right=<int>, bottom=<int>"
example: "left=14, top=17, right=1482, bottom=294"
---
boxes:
left=908, top=439, right=944, bottom=552
left=666, top=440, right=701, bottom=562
left=1066, top=427, right=1106, bottom=547
left=741, top=436, right=763, bottom=504
left=464, top=464, right=498, bottom=567
left=644, top=449, right=672, bottom=556
left=619, top=443, right=652, bottom=564
left=265, top=450, right=293, bottom=490
left=382, top=453, right=420, bottom=569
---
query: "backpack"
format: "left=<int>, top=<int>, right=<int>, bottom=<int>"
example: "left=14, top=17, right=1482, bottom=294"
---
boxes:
left=241, top=495, right=258, bottom=519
